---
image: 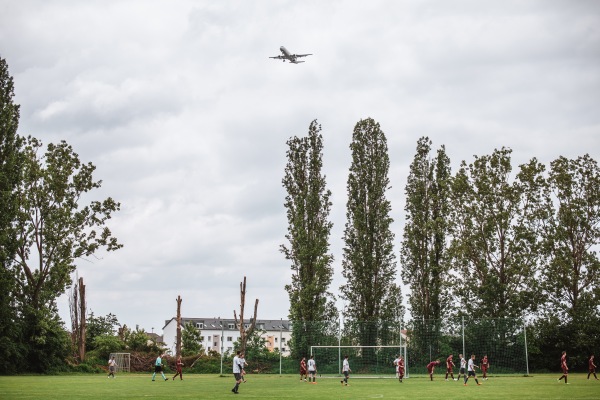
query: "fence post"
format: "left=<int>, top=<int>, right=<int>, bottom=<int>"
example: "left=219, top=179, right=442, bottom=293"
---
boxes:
left=523, top=318, right=529, bottom=376
left=462, top=316, right=465, bottom=357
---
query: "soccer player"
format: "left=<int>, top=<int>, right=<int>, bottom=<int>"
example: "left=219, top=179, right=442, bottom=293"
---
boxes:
left=341, top=355, right=351, bottom=386
left=231, top=350, right=243, bottom=394
left=152, top=353, right=168, bottom=381
left=427, top=359, right=441, bottom=381
left=588, top=354, right=598, bottom=380
left=480, top=355, right=489, bottom=380
left=445, top=354, right=456, bottom=381
left=457, top=354, right=466, bottom=381
left=463, top=354, right=481, bottom=386
left=397, top=356, right=405, bottom=383
left=558, top=351, right=569, bottom=384
left=300, top=357, right=308, bottom=381
left=172, top=355, right=183, bottom=380
left=308, top=355, right=317, bottom=384
left=108, top=356, right=116, bottom=378
left=240, top=352, right=248, bottom=383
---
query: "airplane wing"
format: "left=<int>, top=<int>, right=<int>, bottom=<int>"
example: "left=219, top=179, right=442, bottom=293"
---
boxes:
left=294, top=54, right=312, bottom=58
left=269, top=55, right=286, bottom=59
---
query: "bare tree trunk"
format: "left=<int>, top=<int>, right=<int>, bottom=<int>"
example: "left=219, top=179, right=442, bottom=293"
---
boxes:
left=176, top=295, right=182, bottom=357
left=233, top=276, right=259, bottom=354
left=78, top=277, right=86, bottom=362
left=69, top=276, right=87, bottom=362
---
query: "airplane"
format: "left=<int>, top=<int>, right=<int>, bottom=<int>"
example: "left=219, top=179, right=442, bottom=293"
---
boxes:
left=269, top=46, right=312, bottom=64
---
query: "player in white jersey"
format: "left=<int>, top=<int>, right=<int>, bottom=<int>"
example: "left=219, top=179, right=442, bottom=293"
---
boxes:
left=341, top=355, right=351, bottom=386
left=231, top=351, right=243, bottom=394
left=308, top=355, right=317, bottom=384
left=464, top=354, right=481, bottom=386
left=456, top=354, right=466, bottom=381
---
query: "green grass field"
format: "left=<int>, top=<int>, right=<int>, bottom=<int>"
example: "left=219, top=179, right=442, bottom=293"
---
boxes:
left=0, top=373, right=598, bottom=399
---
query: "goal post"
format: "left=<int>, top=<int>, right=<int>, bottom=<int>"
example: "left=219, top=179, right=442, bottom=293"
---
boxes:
left=310, top=345, right=407, bottom=377
left=109, top=352, right=131, bottom=373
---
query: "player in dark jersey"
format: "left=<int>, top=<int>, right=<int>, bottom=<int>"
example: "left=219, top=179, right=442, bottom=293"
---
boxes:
left=588, top=354, right=598, bottom=380
left=480, top=355, right=489, bottom=380
left=557, top=351, right=568, bottom=384
left=445, top=354, right=456, bottom=381
left=427, top=360, right=441, bottom=381
left=300, top=357, right=308, bottom=381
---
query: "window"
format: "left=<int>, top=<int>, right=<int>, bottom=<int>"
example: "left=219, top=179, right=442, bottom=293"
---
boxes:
left=228, top=323, right=235, bottom=329
left=281, top=338, right=286, bottom=343
left=214, top=342, right=217, bottom=347
left=196, top=323, right=203, bottom=329
left=282, top=348, right=286, bottom=352
left=258, top=323, right=265, bottom=329
left=208, top=336, right=211, bottom=341
left=227, top=336, right=233, bottom=342
left=275, top=337, right=278, bottom=343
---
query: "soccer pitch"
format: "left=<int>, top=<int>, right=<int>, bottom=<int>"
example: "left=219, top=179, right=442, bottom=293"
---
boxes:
left=0, top=374, right=598, bottom=399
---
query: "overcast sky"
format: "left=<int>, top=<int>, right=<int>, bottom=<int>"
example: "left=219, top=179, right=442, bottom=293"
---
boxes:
left=1, top=0, right=599, bottom=333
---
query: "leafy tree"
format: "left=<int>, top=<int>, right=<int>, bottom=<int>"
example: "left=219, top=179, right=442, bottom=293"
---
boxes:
left=281, top=120, right=337, bottom=358
left=541, top=154, right=600, bottom=319
left=91, top=334, right=124, bottom=360
left=400, top=137, right=452, bottom=320
left=7, top=136, right=122, bottom=369
left=448, top=148, right=546, bottom=319
left=400, top=137, right=451, bottom=363
left=340, top=118, right=403, bottom=348
left=181, top=322, right=203, bottom=356
left=534, top=154, right=600, bottom=368
left=0, top=56, right=25, bottom=374
left=86, top=312, right=120, bottom=351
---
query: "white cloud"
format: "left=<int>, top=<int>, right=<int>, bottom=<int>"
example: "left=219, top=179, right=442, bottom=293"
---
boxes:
left=2, top=0, right=599, bottom=331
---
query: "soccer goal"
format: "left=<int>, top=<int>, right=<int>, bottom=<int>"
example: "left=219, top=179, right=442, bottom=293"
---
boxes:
left=109, top=352, right=131, bottom=373
left=310, top=345, right=407, bottom=378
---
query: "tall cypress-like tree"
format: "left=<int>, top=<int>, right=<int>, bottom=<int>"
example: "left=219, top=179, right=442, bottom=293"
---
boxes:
left=401, top=137, right=451, bottom=321
left=340, top=118, right=402, bottom=348
left=448, top=148, right=546, bottom=319
left=400, top=137, right=450, bottom=360
left=281, top=120, right=337, bottom=359
left=0, top=56, right=26, bottom=373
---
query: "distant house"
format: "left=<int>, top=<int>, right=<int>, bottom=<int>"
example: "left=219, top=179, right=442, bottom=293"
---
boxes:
left=162, top=317, right=292, bottom=356
left=145, top=332, right=165, bottom=347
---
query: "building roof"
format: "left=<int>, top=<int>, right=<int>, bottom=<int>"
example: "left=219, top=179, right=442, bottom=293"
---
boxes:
left=163, top=317, right=291, bottom=331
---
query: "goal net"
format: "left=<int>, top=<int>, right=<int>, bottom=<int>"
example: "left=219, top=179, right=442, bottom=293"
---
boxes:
left=110, top=352, right=131, bottom=373
left=310, top=345, right=407, bottom=377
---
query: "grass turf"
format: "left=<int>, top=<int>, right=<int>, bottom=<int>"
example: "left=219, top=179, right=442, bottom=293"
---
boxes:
left=0, top=373, right=598, bottom=399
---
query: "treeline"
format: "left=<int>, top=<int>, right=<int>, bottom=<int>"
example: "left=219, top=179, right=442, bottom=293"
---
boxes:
left=282, top=122, right=600, bottom=372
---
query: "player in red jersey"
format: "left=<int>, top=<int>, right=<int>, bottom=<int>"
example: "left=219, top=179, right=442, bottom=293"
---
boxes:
left=394, top=355, right=405, bottom=382
left=480, top=355, right=489, bottom=380
left=427, top=360, right=441, bottom=381
left=588, top=354, right=598, bottom=380
left=445, top=354, right=456, bottom=381
left=557, top=351, right=568, bottom=384
left=300, top=357, right=308, bottom=381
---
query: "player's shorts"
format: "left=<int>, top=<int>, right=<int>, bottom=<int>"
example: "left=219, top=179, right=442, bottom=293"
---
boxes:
left=154, top=365, right=163, bottom=373
left=460, top=368, right=465, bottom=374
left=468, top=370, right=476, bottom=377
left=562, top=367, right=568, bottom=374
left=427, top=368, right=433, bottom=374
left=308, top=369, right=316, bottom=376
left=109, top=366, right=115, bottom=372
left=234, top=373, right=242, bottom=381
left=300, top=368, right=307, bottom=374
left=343, top=371, right=349, bottom=378
left=446, top=367, right=453, bottom=373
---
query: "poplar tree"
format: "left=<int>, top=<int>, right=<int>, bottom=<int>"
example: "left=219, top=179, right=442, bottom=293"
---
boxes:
left=541, top=154, right=600, bottom=320
left=401, top=137, right=451, bottom=321
left=0, top=56, right=25, bottom=373
left=281, top=120, right=337, bottom=358
left=340, top=118, right=402, bottom=348
left=448, top=148, right=546, bottom=319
